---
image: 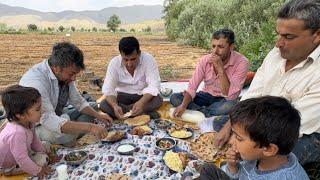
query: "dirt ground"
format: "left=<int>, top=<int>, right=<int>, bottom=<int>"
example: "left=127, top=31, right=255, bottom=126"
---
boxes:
left=0, top=33, right=207, bottom=98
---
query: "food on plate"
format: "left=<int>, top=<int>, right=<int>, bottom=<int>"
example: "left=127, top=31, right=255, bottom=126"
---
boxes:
left=190, top=132, right=227, bottom=162
left=156, top=137, right=176, bottom=151
left=124, top=115, right=150, bottom=126
left=154, top=119, right=172, bottom=129
left=131, top=125, right=153, bottom=136
left=163, top=151, right=190, bottom=173
left=168, top=125, right=193, bottom=139
left=117, top=144, right=136, bottom=155
left=102, top=131, right=126, bottom=142
left=64, top=151, right=87, bottom=165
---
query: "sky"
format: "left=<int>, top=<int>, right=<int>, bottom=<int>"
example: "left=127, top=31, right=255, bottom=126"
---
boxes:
left=0, top=0, right=165, bottom=12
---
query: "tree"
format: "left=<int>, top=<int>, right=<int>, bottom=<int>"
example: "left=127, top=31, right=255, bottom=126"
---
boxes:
left=0, top=23, right=7, bottom=31
left=58, top=26, right=65, bottom=32
left=143, top=26, right=152, bottom=33
left=130, top=28, right=135, bottom=32
left=92, top=27, right=97, bottom=32
left=27, top=24, right=38, bottom=31
left=107, top=14, right=121, bottom=32
left=71, top=26, right=76, bottom=32
left=47, top=27, right=54, bottom=31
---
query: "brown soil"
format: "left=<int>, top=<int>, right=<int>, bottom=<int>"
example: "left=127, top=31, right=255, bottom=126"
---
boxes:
left=0, top=33, right=207, bottom=98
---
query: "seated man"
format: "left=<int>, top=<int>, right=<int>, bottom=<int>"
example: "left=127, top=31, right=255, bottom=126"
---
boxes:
left=98, top=36, right=163, bottom=119
left=200, top=96, right=309, bottom=180
left=170, top=29, right=249, bottom=120
left=20, top=42, right=112, bottom=146
left=216, top=0, right=320, bottom=166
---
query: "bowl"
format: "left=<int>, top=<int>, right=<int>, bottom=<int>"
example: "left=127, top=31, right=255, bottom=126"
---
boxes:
left=116, top=143, right=136, bottom=155
left=154, top=119, right=172, bottom=129
left=64, top=151, right=87, bottom=166
left=155, top=137, right=177, bottom=151
left=168, top=127, right=194, bottom=139
left=160, top=88, right=173, bottom=97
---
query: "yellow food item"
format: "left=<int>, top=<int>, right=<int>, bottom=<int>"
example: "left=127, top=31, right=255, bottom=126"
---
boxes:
left=170, top=130, right=192, bottom=138
left=163, top=151, right=183, bottom=173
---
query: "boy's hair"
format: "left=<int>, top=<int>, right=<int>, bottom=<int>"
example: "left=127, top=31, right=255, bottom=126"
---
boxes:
left=212, top=28, right=235, bottom=44
left=1, top=85, right=41, bottom=122
left=119, top=36, right=140, bottom=55
left=229, top=96, right=300, bottom=155
left=48, top=42, right=85, bottom=70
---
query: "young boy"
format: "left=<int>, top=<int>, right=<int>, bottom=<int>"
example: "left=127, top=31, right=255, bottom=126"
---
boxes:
left=200, top=96, right=309, bottom=180
left=0, top=85, right=52, bottom=178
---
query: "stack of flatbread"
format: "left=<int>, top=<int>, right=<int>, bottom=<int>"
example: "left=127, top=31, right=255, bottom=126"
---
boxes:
left=124, top=115, right=150, bottom=126
left=77, top=133, right=99, bottom=146
left=103, top=131, right=126, bottom=142
left=131, top=125, right=153, bottom=136
left=190, top=132, right=227, bottom=162
left=105, top=173, right=131, bottom=180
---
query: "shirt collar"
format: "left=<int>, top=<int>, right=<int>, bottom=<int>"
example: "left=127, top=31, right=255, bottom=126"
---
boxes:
left=223, top=51, right=236, bottom=68
left=308, top=45, right=320, bottom=62
left=45, top=60, right=58, bottom=80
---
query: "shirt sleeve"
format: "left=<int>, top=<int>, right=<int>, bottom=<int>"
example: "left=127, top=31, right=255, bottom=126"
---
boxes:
left=20, top=76, right=69, bottom=134
left=142, top=56, right=161, bottom=96
left=31, top=128, right=46, bottom=153
left=68, top=81, right=90, bottom=112
left=221, top=164, right=240, bottom=179
left=8, top=131, right=42, bottom=176
left=292, top=76, right=320, bottom=135
left=186, top=57, right=206, bottom=98
left=226, top=57, right=249, bottom=100
left=102, top=58, right=119, bottom=96
left=240, top=51, right=270, bottom=101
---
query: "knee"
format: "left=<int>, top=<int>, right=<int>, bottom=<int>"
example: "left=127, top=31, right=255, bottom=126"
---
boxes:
left=170, top=93, right=183, bottom=107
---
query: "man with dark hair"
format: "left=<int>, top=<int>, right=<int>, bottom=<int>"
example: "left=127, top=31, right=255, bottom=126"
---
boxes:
left=20, top=42, right=112, bottom=146
left=170, top=28, right=249, bottom=124
left=98, top=36, right=163, bottom=119
left=216, top=0, right=320, bottom=165
left=200, top=96, right=309, bottom=180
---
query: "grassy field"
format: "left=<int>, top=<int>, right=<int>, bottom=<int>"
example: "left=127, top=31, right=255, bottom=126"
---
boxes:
left=0, top=32, right=207, bottom=98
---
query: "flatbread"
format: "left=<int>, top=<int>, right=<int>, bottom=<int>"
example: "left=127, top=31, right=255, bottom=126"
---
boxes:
left=190, top=132, right=227, bottom=162
left=124, top=115, right=150, bottom=126
left=102, top=131, right=126, bottom=142
left=131, top=125, right=153, bottom=136
left=77, top=133, right=99, bottom=146
left=105, top=173, right=131, bottom=180
left=123, top=110, right=132, bottom=118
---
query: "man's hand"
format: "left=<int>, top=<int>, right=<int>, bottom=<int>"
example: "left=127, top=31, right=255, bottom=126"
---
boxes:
left=226, top=145, right=240, bottom=174
left=215, top=121, right=232, bottom=148
left=173, top=104, right=186, bottom=118
left=113, top=105, right=124, bottom=120
left=96, top=112, right=113, bottom=127
left=89, top=124, right=108, bottom=139
left=132, top=101, right=144, bottom=116
left=37, top=166, right=52, bottom=179
left=209, top=54, right=224, bottom=73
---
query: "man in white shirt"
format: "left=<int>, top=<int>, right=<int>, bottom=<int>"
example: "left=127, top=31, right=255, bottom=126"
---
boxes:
left=97, top=36, right=163, bottom=119
left=216, top=0, right=320, bottom=165
left=20, top=42, right=113, bottom=146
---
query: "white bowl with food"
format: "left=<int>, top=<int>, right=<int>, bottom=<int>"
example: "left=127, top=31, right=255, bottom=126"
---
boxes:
left=116, top=143, right=136, bottom=155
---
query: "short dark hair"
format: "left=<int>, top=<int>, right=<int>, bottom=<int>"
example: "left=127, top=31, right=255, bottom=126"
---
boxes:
left=1, top=85, right=41, bottom=122
left=212, top=28, right=235, bottom=44
left=278, top=0, right=320, bottom=33
left=48, top=42, right=85, bottom=70
left=229, top=96, right=300, bottom=155
left=119, top=36, right=140, bottom=55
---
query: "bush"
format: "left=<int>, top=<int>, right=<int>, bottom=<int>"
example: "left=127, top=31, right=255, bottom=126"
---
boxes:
left=27, top=24, right=38, bottom=32
left=163, top=0, right=286, bottom=71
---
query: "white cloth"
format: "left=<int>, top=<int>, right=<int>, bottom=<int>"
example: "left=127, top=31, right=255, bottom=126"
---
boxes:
left=102, top=52, right=161, bottom=97
left=241, top=46, right=320, bottom=135
left=19, top=60, right=89, bottom=134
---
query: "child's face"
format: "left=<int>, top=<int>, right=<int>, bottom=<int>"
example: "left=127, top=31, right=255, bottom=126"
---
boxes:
left=24, top=99, right=42, bottom=124
left=230, top=123, right=264, bottom=161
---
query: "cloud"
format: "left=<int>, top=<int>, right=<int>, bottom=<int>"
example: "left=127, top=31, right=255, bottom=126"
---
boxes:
left=0, top=0, right=164, bottom=12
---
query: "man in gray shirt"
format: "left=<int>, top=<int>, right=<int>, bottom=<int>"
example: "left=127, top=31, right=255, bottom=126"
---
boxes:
left=20, top=42, right=112, bottom=146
